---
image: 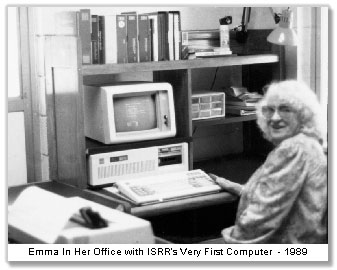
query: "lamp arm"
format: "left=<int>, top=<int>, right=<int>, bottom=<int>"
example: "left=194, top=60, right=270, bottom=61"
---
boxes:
left=269, top=7, right=281, bottom=24
left=241, top=7, right=246, bottom=30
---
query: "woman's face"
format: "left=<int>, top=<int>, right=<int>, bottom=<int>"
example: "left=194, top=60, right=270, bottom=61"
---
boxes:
left=261, top=96, right=301, bottom=144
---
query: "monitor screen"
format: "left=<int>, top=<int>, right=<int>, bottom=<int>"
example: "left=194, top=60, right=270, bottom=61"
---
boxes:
left=113, top=93, right=157, bottom=132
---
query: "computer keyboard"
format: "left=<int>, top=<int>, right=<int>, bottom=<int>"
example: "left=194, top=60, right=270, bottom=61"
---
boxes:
left=105, top=169, right=221, bottom=205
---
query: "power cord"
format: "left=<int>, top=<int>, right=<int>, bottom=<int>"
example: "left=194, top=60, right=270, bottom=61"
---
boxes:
left=210, top=67, right=219, bottom=90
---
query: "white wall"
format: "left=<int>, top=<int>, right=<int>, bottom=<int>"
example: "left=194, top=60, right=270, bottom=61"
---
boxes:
left=8, top=7, right=27, bottom=187
left=33, top=6, right=280, bottom=35
left=8, top=113, right=27, bottom=186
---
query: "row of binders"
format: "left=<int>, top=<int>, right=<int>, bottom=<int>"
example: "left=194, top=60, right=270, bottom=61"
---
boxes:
left=77, top=9, right=182, bottom=65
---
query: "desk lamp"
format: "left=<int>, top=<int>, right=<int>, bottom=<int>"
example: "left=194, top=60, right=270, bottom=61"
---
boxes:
left=267, top=8, right=298, bottom=46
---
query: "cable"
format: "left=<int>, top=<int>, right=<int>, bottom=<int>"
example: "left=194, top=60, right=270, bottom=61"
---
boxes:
left=210, top=67, right=219, bottom=90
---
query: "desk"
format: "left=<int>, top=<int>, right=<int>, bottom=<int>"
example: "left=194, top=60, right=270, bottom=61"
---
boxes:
left=8, top=181, right=131, bottom=212
left=128, top=192, right=239, bottom=243
left=9, top=181, right=238, bottom=219
left=9, top=181, right=239, bottom=243
left=91, top=188, right=239, bottom=243
left=130, top=192, right=237, bottom=218
left=90, top=188, right=238, bottom=218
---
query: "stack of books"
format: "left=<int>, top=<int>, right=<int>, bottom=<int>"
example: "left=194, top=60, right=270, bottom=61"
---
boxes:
left=77, top=9, right=182, bottom=65
left=181, top=29, right=232, bottom=59
left=223, top=86, right=262, bottom=116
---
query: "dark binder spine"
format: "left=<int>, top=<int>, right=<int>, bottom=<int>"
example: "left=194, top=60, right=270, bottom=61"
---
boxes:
left=138, top=14, right=151, bottom=62
left=157, top=12, right=164, bottom=61
left=98, top=16, right=105, bottom=64
left=116, top=15, right=128, bottom=63
left=126, top=14, right=138, bottom=63
left=159, top=11, right=169, bottom=61
left=91, top=15, right=99, bottom=64
left=149, top=18, right=154, bottom=61
left=78, top=9, right=92, bottom=65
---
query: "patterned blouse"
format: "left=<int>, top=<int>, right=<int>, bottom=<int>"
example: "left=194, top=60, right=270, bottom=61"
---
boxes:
left=222, top=133, right=327, bottom=244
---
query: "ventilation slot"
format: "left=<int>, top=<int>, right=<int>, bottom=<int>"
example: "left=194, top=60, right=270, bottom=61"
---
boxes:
left=98, top=160, right=156, bottom=179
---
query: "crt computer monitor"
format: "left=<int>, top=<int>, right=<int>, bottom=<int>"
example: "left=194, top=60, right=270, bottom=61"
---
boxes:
left=83, top=82, right=176, bottom=144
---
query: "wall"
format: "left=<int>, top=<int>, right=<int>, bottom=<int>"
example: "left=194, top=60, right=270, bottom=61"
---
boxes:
left=8, top=8, right=27, bottom=187
left=33, top=6, right=279, bottom=32
left=8, top=113, right=27, bottom=186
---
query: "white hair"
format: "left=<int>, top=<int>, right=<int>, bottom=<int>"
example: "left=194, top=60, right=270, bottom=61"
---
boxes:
left=256, top=80, right=326, bottom=144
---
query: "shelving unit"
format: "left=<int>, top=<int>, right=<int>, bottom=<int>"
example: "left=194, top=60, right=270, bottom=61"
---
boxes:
left=45, top=32, right=281, bottom=206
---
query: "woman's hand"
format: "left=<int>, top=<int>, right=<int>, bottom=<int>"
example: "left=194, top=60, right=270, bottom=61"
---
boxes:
left=208, top=173, right=243, bottom=196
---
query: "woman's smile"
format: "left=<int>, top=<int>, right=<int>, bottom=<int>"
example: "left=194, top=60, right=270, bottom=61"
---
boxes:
left=270, top=121, right=287, bottom=130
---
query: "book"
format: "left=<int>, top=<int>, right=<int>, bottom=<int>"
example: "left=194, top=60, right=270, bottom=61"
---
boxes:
left=77, top=9, right=91, bottom=65
left=147, top=12, right=168, bottom=61
left=103, top=15, right=117, bottom=64
left=226, top=106, right=257, bottom=116
left=116, top=14, right=128, bottom=63
left=182, top=29, right=220, bottom=40
left=91, top=15, right=100, bottom=64
left=168, top=12, right=174, bottom=61
left=123, top=13, right=138, bottom=63
left=98, top=16, right=105, bottom=64
left=171, top=11, right=181, bottom=60
left=226, top=104, right=257, bottom=116
left=147, top=14, right=159, bottom=61
left=195, top=48, right=232, bottom=58
left=158, top=11, right=169, bottom=61
left=181, top=29, right=220, bottom=54
left=138, top=14, right=151, bottom=62
left=149, top=18, right=154, bottom=61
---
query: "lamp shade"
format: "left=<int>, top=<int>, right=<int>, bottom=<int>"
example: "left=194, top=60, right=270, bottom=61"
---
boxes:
left=267, top=9, right=298, bottom=46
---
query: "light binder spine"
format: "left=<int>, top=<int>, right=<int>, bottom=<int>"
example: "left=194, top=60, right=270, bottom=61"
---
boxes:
left=168, top=12, right=174, bottom=61
left=77, top=9, right=92, bottom=65
left=103, top=15, right=117, bottom=64
left=172, top=11, right=181, bottom=60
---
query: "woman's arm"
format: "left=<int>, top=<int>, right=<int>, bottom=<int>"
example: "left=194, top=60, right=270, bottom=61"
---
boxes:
left=208, top=173, right=244, bottom=196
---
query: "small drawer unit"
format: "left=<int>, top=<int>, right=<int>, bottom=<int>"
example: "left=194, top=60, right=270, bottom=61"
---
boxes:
left=191, top=91, right=226, bottom=120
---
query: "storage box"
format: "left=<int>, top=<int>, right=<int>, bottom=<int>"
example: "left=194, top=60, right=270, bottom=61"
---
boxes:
left=191, top=91, right=225, bottom=120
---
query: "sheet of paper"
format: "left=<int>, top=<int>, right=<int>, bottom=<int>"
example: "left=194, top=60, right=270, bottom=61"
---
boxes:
left=8, top=186, right=86, bottom=243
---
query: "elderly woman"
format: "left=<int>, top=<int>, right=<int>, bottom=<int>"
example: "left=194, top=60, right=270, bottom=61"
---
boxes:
left=210, top=80, right=327, bottom=244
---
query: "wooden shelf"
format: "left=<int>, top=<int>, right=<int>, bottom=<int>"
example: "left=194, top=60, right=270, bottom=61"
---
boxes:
left=82, top=54, right=279, bottom=76
left=193, top=114, right=257, bottom=128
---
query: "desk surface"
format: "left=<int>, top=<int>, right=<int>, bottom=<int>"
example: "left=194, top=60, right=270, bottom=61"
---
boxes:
left=9, top=181, right=238, bottom=219
left=91, top=188, right=238, bottom=218
left=130, top=192, right=237, bottom=218
left=8, top=181, right=131, bottom=213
